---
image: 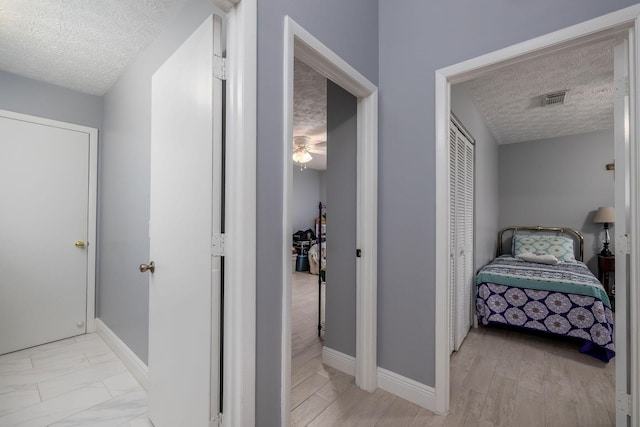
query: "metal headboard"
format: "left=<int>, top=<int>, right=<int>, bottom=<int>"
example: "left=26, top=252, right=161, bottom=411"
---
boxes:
left=497, top=226, right=585, bottom=262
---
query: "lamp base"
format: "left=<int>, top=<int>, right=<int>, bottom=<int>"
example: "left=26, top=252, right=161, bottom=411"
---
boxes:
left=600, top=242, right=613, bottom=257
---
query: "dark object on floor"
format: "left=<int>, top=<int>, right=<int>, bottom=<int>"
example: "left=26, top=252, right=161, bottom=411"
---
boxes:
left=296, top=254, right=309, bottom=272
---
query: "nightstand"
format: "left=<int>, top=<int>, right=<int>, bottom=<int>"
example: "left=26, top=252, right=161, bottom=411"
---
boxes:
left=598, top=254, right=615, bottom=310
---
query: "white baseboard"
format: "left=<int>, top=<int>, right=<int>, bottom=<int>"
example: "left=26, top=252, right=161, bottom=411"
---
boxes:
left=95, top=319, right=149, bottom=390
left=322, top=346, right=356, bottom=376
left=377, top=367, right=435, bottom=411
left=322, top=346, right=435, bottom=412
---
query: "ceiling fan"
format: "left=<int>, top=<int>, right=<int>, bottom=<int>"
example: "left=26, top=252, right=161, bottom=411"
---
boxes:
left=292, top=136, right=326, bottom=169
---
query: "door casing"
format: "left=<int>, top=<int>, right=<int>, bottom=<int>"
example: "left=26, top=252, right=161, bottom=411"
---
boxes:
left=213, top=1, right=257, bottom=426
left=434, top=5, right=640, bottom=423
left=281, top=16, right=379, bottom=427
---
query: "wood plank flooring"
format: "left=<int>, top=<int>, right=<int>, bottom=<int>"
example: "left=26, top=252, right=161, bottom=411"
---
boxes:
left=290, top=272, right=615, bottom=426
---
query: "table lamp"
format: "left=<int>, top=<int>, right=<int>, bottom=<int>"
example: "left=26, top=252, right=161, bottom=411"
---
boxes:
left=593, top=206, right=615, bottom=256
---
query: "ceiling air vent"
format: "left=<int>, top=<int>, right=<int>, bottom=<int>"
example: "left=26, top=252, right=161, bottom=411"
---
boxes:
left=542, top=90, right=568, bottom=107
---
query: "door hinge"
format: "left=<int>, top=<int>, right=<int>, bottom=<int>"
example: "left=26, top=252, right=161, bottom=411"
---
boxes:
left=616, top=391, right=632, bottom=416
left=214, top=54, right=226, bottom=80
left=614, top=76, right=630, bottom=98
left=211, top=233, right=226, bottom=257
left=617, top=233, right=632, bottom=256
left=210, top=413, right=223, bottom=427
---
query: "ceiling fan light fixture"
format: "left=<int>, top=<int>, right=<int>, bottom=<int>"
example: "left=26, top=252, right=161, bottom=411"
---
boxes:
left=292, top=146, right=313, bottom=166
left=292, top=135, right=313, bottom=168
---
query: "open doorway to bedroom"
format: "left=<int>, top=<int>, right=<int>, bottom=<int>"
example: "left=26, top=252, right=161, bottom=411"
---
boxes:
left=282, top=17, right=379, bottom=426
left=442, top=23, right=632, bottom=426
left=290, top=57, right=329, bottom=383
left=290, top=51, right=369, bottom=422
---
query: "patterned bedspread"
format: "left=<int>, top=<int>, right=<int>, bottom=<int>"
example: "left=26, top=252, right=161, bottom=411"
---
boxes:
left=475, top=257, right=615, bottom=362
left=475, top=256, right=610, bottom=308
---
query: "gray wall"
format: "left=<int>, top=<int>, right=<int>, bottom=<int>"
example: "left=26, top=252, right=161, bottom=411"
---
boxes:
left=324, top=81, right=357, bottom=357
left=378, top=0, right=637, bottom=386
left=292, top=168, right=323, bottom=233
left=451, top=84, right=500, bottom=271
left=256, top=1, right=378, bottom=424
left=320, top=171, right=327, bottom=206
left=99, top=0, right=223, bottom=364
left=499, top=130, right=615, bottom=272
left=0, top=70, right=101, bottom=130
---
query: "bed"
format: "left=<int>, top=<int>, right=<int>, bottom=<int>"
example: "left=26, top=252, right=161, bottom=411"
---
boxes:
left=475, top=226, right=615, bottom=362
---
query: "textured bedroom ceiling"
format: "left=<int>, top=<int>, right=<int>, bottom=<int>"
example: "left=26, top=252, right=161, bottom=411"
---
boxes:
left=460, top=37, right=620, bottom=145
left=294, top=58, right=327, bottom=170
left=0, top=0, right=189, bottom=96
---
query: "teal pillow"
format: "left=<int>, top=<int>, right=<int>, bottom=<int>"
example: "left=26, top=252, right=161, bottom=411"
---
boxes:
left=512, top=234, right=576, bottom=263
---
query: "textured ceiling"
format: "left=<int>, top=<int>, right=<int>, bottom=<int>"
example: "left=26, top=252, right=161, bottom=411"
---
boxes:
left=0, top=0, right=190, bottom=95
left=294, top=58, right=327, bottom=170
left=460, top=37, right=620, bottom=144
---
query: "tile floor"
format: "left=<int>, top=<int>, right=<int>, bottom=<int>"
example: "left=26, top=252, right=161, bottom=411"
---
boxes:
left=0, top=333, right=150, bottom=427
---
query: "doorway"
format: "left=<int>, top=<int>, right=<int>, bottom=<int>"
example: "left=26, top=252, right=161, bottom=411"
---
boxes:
left=0, top=109, right=97, bottom=355
left=290, top=55, right=361, bottom=419
left=290, top=57, right=329, bottom=356
left=451, top=55, right=619, bottom=423
left=435, top=9, right=639, bottom=425
left=281, top=16, right=379, bottom=425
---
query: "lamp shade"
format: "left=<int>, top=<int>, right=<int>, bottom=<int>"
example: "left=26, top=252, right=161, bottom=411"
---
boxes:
left=593, top=206, right=615, bottom=224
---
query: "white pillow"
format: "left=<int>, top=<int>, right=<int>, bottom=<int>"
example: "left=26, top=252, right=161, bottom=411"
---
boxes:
left=516, top=252, right=560, bottom=265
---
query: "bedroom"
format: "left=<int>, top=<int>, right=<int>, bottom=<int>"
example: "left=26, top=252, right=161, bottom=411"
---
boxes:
left=290, top=57, right=329, bottom=379
left=448, top=31, right=622, bottom=425
left=290, top=56, right=363, bottom=422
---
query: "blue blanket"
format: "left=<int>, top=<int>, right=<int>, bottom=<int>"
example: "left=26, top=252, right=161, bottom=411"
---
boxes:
left=475, top=256, right=611, bottom=309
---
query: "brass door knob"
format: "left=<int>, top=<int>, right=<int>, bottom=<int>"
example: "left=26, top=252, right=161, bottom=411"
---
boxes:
left=139, top=261, right=155, bottom=273
left=75, top=241, right=86, bottom=248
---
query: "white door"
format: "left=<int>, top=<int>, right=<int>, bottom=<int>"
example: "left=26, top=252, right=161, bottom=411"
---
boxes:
left=0, top=114, right=90, bottom=355
left=449, top=118, right=474, bottom=352
left=449, top=126, right=457, bottom=354
left=613, top=38, right=631, bottom=427
left=147, top=15, right=223, bottom=427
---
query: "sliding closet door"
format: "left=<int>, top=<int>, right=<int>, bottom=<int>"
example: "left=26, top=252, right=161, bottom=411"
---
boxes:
left=449, top=118, right=474, bottom=352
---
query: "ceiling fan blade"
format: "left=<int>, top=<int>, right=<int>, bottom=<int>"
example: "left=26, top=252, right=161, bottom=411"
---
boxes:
left=307, top=146, right=326, bottom=155
left=310, top=141, right=327, bottom=148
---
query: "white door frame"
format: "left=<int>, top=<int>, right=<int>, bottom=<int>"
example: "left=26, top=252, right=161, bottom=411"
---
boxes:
left=434, top=5, right=640, bottom=421
left=614, top=36, right=632, bottom=427
left=212, top=0, right=257, bottom=425
left=0, top=109, right=98, bottom=335
left=281, top=16, right=378, bottom=426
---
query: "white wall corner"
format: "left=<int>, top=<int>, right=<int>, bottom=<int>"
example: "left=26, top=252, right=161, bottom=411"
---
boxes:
left=322, top=346, right=436, bottom=413
left=95, top=319, right=149, bottom=390
left=377, top=367, right=436, bottom=412
left=321, top=347, right=356, bottom=376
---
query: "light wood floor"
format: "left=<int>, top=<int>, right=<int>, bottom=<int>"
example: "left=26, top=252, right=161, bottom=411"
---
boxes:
left=290, top=272, right=615, bottom=426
